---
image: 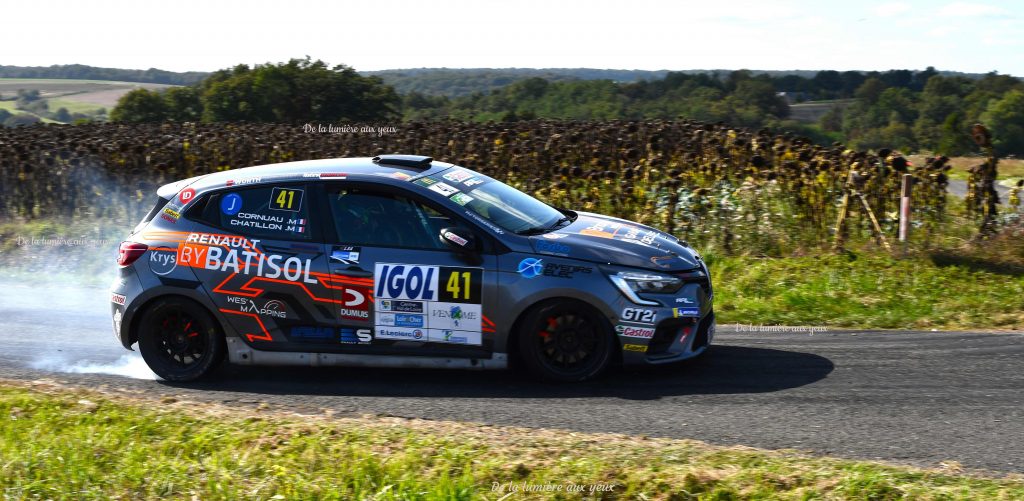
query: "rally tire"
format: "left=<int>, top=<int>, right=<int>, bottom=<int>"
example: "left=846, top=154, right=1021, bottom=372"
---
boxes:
left=137, top=297, right=225, bottom=382
left=517, top=300, right=614, bottom=382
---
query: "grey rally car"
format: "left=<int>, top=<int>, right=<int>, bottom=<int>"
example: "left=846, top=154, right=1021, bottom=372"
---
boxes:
left=110, top=155, right=714, bottom=382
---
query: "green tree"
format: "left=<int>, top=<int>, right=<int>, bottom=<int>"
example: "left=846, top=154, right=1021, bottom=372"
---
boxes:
left=936, top=112, right=974, bottom=156
left=854, top=78, right=887, bottom=105
left=110, top=89, right=170, bottom=122
left=199, top=58, right=398, bottom=122
left=164, top=86, right=202, bottom=121
left=733, top=80, right=789, bottom=118
left=980, top=89, right=1024, bottom=156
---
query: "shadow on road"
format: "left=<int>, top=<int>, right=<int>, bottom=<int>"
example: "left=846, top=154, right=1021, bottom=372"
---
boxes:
left=164, top=345, right=833, bottom=400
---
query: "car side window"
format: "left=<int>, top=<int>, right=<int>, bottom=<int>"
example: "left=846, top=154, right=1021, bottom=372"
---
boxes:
left=327, top=187, right=450, bottom=250
left=200, top=185, right=312, bottom=241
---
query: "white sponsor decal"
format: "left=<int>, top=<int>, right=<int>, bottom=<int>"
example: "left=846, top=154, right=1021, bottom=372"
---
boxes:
left=442, top=170, right=474, bottom=183
left=375, top=327, right=426, bottom=341
left=110, top=293, right=126, bottom=305
left=428, top=303, right=481, bottom=332
left=442, top=230, right=469, bottom=247
left=428, top=182, right=460, bottom=197
left=427, top=329, right=482, bottom=345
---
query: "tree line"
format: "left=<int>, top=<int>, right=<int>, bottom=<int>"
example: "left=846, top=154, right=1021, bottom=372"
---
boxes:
left=105, top=60, right=1024, bottom=156
left=0, top=64, right=208, bottom=85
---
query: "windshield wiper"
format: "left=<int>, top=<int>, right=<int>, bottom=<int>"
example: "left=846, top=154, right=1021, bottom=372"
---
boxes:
left=515, top=216, right=573, bottom=235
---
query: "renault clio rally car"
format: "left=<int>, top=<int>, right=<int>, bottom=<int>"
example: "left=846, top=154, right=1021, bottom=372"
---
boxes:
left=110, top=155, right=714, bottom=382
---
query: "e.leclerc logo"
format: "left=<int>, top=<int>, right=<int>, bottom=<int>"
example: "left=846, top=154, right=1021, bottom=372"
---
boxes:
left=517, top=258, right=543, bottom=279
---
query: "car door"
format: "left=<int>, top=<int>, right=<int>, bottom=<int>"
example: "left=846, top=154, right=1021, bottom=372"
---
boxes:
left=188, top=182, right=337, bottom=349
left=321, top=181, right=498, bottom=357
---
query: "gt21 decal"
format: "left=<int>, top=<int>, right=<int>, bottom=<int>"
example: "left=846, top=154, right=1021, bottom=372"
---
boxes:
left=621, top=308, right=656, bottom=324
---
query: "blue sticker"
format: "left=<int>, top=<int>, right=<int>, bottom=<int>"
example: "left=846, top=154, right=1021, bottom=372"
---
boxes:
left=221, top=193, right=243, bottom=216
left=536, top=240, right=570, bottom=256
left=394, top=314, right=425, bottom=328
left=517, top=258, right=544, bottom=279
left=672, top=307, right=701, bottom=318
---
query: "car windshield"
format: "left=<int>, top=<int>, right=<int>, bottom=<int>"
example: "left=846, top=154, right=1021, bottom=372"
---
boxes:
left=424, top=170, right=569, bottom=234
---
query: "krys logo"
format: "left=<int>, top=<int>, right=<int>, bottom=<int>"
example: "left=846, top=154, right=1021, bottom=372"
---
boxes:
left=149, top=248, right=178, bottom=275
left=517, top=258, right=544, bottom=279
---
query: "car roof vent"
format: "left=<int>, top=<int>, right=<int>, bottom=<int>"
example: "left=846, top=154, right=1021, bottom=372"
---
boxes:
left=372, top=154, right=433, bottom=169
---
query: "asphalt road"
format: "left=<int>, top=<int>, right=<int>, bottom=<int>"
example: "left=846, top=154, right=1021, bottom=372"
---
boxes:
left=1, top=281, right=1022, bottom=473
left=947, top=178, right=1011, bottom=199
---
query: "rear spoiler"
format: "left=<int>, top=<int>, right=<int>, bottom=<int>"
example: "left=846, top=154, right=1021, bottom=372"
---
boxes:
left=156, top=174, right=206, bottom=200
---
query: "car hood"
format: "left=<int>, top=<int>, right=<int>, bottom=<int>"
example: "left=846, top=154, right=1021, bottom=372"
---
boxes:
left=528, top=211, right=701, bottom=271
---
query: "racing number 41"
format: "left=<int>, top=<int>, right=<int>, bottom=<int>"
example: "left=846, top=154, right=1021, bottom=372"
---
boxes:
left=277, top=190, right=294, bottom=209
left=269, top=187, right=304, bottom=212
left=446, top=271, right=472, bottom=300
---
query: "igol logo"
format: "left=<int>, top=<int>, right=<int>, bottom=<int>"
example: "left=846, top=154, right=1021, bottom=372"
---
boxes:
left=517, top=258, right=544, bottom=279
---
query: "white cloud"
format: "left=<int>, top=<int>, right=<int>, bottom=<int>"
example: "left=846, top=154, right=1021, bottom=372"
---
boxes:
left=937, top=2, right=1009, bottom=17
left=873, top=2, right=912, bottom=17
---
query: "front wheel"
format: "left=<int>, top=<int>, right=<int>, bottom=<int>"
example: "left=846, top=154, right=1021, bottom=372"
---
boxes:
left=517, top=300, right=614, bottom=382
left=137, top=297, right=224, bottom=381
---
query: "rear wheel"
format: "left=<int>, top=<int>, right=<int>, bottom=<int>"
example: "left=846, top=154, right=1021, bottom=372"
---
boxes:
left=517, top=300, right=614, bottom=382
left=137, top=297, right=224, bottom=381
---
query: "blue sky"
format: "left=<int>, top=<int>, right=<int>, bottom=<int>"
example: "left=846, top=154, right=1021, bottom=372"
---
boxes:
left=4, top=0, right=1022, bottom=75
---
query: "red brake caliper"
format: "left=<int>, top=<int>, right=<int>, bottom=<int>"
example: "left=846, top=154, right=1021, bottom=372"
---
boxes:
left=184, top=321, right=199, bottom=338
left=539, top=317, right=558, bottom=338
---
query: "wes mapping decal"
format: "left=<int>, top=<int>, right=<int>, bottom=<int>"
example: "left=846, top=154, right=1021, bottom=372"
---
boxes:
left=373, top=263, right=484, bottom=345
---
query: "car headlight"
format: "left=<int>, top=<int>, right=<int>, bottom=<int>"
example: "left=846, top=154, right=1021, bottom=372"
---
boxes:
left=608, top=271, right=683, bottom=306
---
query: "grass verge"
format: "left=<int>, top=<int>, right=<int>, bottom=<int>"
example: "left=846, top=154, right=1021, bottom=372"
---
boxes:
left=1, top=381, right=1022, bottom=500
left=709, top=251, right=1024, bottom=330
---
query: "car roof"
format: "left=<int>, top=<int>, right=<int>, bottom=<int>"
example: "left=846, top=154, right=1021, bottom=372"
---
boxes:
left=166, top=156, right=457, bottom=196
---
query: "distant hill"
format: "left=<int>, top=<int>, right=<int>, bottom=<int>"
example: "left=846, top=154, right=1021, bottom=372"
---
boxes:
left=0, top=64, right=208, bottom=85
left=362, top=67, right=1002, bottom=97
left=362, top=68, right=672, bottom=96
left=1, top=64, right=1002, bottom=95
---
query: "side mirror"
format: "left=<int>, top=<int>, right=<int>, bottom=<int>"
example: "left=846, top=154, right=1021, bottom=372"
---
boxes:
left=439, top=227, right=478, bottom=252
